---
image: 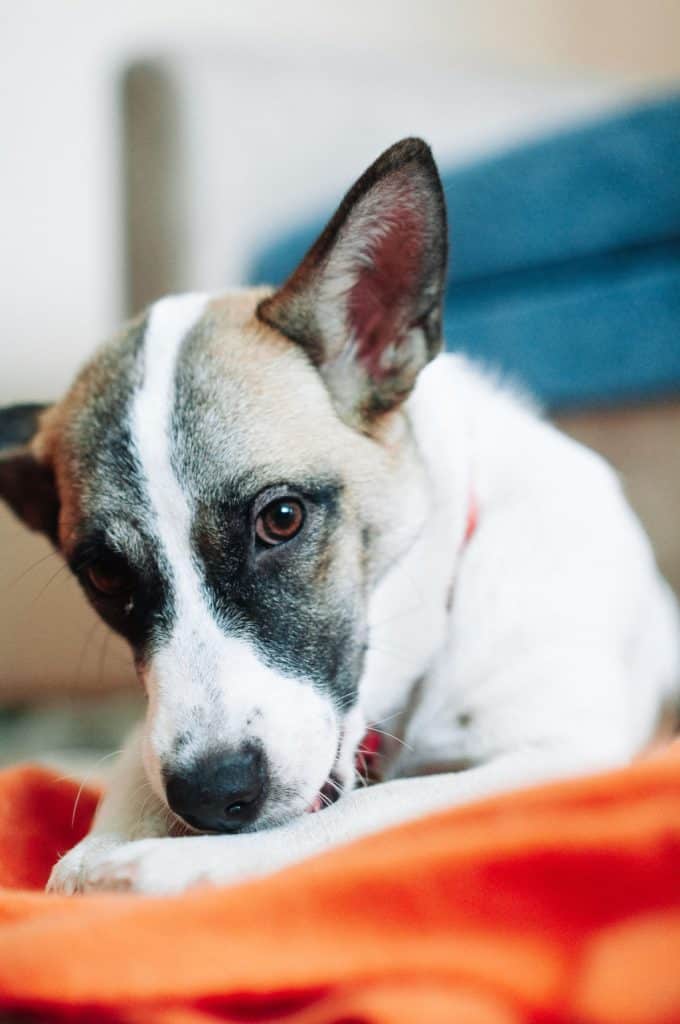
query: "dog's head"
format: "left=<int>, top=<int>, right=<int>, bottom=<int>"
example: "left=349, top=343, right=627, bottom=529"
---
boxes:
left=0, top=139, right=447, bottom=832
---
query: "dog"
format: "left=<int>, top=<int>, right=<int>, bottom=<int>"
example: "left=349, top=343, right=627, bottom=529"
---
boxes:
left=1, top=138, right=678, bottom=894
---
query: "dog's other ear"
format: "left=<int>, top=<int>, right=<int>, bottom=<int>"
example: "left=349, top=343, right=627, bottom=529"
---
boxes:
left=0, top=404, right=59, bottom=542
left=257, top=137, right=448, bottom=425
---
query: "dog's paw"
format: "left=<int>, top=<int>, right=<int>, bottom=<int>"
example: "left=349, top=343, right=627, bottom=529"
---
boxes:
left=80, top=838, right=220, bottom=895
left=46, top=836, right=173, bottom=895
left=76, top=838, right=162, bottom=894
left=67, top=832, right=306, bottom=895
left=46, top=835, right=122, bottom=895
left=47, top=822, right=319, bottom=895
left=88, top=837, right=261, bottom=894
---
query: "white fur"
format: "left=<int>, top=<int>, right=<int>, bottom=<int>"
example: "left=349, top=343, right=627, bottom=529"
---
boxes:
left=389, top=357, right=679, bottom=775
left=48, top=350, right=680, bottom=895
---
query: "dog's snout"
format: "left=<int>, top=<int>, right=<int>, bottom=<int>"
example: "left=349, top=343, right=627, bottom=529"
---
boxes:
left=165, top=746, right=267, bottom=833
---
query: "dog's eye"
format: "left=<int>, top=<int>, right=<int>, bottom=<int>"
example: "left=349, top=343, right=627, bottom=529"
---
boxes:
left=85, top=557, right=134, bottom=597
left=255, top=497, right=305, bottom=546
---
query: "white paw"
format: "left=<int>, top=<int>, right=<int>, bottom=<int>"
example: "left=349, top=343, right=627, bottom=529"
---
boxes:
left=59, top=831, right=308, bottom=895
left=46, top=836, right=175, bottom=895
left=87, top=835, right=281, bottom=894
left=84, top=837, right=235, bottom=894
left=78, top=838, right=169, bottom=894
left=46, top=820, right=319, bottom=895
left=46, top=835, right=122, bottom=895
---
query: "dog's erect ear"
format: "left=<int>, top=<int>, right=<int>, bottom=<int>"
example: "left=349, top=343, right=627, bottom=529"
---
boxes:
left=257, top=138, right=448, bottom=425
left=0, top=404, right=59, bottom=542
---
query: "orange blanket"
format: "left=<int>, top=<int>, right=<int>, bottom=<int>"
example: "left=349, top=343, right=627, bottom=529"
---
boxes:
left=0, top=750, right=679, bottom=1024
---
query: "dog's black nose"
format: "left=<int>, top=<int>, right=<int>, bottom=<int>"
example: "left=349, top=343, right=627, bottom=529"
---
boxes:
left=165, top=747, right=267, bottom=833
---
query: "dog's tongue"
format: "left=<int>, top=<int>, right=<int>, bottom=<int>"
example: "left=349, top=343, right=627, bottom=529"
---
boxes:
left=307, top=793, right=324, bottom=814
left=308, top=729, right=382, bottom=813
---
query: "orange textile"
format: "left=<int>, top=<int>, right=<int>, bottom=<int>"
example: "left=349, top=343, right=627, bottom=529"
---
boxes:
left=0, top=750, right=679, bottom=1024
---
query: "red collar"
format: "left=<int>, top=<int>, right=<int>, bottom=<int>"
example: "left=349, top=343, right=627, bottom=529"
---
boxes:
left=357, top=486, right=479, bottom=779
left=356, top=728, right=382, bottom=781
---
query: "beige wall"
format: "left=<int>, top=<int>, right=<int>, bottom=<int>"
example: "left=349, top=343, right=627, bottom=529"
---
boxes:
left=446, top=1, right=680, bottom=80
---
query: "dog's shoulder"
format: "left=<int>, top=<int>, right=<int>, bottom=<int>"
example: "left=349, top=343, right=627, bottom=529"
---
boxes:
left=409, top=353, right=642, bottom=564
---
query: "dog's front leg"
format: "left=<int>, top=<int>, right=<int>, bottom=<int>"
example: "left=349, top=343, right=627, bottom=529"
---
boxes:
left=46, top=725, right=170, bottom=894
left=75, top=744, right=612, bottom=894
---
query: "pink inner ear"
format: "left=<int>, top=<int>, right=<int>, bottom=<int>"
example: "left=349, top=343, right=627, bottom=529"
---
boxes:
left=348, top=202, right=425, bottom=380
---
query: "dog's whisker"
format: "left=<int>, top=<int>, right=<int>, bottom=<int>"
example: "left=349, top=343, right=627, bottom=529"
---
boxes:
left=129, top=781, right=153, bottom=812
left=51, top=747, right=124, bottom=788
left=96, top=629, right=111, bottom=688
left=19, top=562, right=71, bottom=618
left=67, top=748, right=125, bottom=829
left=130, top=785, right=156, bottom=837
left=334, top=695, right=357, bottom=715
left=72, top=618, right=102, bottom=689
left=161, top=803, right=179, bottom=833
left=368, top=710, right=404, bottom=727
left=3, top=549, right=63, bottom=592
left=365, top=726, right=412, bottom=752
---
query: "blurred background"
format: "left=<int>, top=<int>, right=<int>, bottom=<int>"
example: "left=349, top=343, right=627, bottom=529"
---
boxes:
left=1, top=0, right=679, bottom=775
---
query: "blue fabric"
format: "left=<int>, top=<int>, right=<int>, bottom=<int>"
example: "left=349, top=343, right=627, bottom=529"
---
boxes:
left=248, top=96, right=680, bottom=410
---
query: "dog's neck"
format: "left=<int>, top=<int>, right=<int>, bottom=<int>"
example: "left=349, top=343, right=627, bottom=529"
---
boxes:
left=360, top=356, right=474, bottom=732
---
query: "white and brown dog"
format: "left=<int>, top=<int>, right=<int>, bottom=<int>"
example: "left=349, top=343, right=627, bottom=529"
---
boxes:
left=1, top=139, right=678, bottom=894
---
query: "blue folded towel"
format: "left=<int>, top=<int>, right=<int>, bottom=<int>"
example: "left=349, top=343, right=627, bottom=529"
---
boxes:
left=249, top=96, right=680, bottom=409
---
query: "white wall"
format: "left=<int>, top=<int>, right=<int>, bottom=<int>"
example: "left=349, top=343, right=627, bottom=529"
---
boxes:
left=1, top=0, right=678, bottom=405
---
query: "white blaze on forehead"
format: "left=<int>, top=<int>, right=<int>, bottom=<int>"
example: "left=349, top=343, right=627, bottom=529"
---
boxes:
left=132, top=293, right=234, bottom=764
left=132, top=293, right=216, bottom=646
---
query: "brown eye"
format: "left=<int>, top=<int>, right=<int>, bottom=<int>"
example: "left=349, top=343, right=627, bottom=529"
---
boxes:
left=86, top=558, right=133, bottom=597
left=255, top=497, right=305, bottom=546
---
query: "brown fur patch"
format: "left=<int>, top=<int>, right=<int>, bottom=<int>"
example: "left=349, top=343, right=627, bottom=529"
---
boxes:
left=32, top=313, right=147, bottom=554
